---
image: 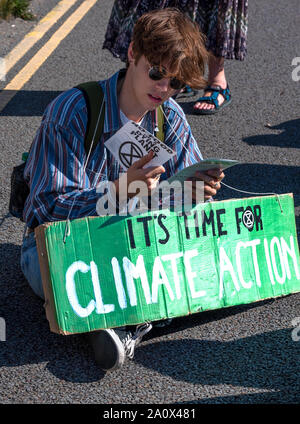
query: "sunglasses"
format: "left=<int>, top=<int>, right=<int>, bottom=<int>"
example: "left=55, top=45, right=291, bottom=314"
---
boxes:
left=148, top=66, right=185, bottom=90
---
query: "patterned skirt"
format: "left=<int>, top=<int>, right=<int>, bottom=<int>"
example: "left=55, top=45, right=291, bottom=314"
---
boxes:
left=103, top=0, right=248, bottom=62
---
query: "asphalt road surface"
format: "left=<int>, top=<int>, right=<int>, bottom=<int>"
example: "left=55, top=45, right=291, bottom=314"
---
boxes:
left=0, top=0, right=299, bottom=405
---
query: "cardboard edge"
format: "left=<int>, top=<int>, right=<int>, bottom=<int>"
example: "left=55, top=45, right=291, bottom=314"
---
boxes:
left=209, top=192, right=294, bottom=205
left=35, top=223, right=64, bottom=335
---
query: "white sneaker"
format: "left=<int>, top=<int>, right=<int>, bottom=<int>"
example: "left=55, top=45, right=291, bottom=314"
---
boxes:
left=88, top=322, right=152, bottom=371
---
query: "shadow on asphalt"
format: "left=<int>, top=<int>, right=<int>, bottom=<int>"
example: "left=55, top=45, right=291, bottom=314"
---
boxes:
left=174, top=391, right=299, bottom=404
left=134, top=327, right=300, bottom=403
left=243, top=119, right=300, bottom=149
left=214, top=163, right=300, bottom=210
left=0, top=90, right=63, bottom=116
left=0, top=241, right=106, bottom=382
left=176, top=99, right=299, bottom=149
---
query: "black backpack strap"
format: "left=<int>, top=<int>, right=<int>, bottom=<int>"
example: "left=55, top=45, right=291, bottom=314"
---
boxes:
left=153, top=105, right=165, bottom=143
left=75, top=81, right=105, bottom=154
left=156, top=105, right=165, bottom=143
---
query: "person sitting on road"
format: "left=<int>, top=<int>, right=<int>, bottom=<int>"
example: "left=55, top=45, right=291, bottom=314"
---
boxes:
left=21, top=8, right=224, bottom=372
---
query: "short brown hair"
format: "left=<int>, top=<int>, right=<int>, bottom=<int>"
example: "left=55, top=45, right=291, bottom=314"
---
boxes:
left=131, top=8, right=208, bottom=90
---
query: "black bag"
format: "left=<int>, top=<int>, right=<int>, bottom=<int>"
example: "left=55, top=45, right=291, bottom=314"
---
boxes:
left=9, top=153, right=30, bottom=221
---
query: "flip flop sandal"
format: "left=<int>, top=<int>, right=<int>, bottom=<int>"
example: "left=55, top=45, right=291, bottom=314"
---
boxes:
left=173, top=85, right=199, bottom=99
left=193, top=85, right=232, bottom=115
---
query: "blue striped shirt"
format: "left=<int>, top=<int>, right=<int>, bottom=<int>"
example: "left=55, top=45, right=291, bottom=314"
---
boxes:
left=23, top=69, right=203, bottom=228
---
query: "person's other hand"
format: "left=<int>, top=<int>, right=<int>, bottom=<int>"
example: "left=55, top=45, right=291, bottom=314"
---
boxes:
left=194, top=168, right=224, bottom=200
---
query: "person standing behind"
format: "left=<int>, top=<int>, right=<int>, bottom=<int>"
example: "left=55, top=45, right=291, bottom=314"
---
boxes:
left=103, top=0, right=248, bottom=115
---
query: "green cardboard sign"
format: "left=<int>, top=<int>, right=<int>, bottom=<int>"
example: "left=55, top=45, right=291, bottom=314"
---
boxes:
left=35, top=194, right=300, bottom=334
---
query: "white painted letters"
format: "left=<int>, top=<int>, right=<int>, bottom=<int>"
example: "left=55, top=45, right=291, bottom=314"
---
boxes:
left=219, top=247, right=240, bottom=299
left=236, top=240, right=261, bottom=289
left=280, top=236, right=300, bottom=280
left=270, top=237, right=286, bottom=284
left=66, top=261, right=96, bottom=318
left=184, top=249, right=206, bottom=298
left=152, top=256, right=175, bottom=303
left=161, top=252, right=184, bottom=299
left=65, top=235, right=299, bottom=318
left=111, top=257, right=127, bottom=309
left=123, top=255, right=152, bottom=305
left=65, top=260, right=114, bottom=318
left=90, top=261, right=115, bottom=314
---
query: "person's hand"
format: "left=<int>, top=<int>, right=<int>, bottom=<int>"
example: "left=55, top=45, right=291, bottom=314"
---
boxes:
left=194, top=168, right=225, bottom=200
left=114, top=150, right=165, bottom=199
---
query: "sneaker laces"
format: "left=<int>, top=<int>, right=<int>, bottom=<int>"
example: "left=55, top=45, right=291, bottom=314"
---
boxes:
left=123, top=322, right=153, bottom=359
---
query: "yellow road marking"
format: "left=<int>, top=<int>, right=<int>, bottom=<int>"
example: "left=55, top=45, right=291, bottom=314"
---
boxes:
left=0, top=0, right=98, bottom=112
left=4, top=0, right=80, bottom=76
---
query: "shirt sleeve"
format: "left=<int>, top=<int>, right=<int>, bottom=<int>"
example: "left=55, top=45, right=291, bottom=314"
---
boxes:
left=161, top=106, right=203, bottom=180
left=23, top=121, right=112, bottom=227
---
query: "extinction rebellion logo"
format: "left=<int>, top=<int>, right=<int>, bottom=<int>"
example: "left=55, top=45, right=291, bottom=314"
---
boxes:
left=119, top=141, right=143, bottom=168
left=242, top=207, right=255, bottom=231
